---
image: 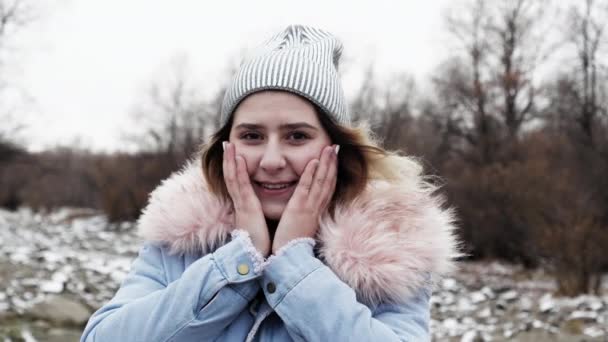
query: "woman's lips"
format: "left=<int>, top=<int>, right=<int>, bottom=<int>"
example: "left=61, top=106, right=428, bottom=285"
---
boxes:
left=253, top=181, right=297, bottom=197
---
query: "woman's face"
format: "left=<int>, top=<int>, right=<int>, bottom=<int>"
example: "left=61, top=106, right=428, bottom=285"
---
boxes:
left=229, top=90, right=332, bottom=220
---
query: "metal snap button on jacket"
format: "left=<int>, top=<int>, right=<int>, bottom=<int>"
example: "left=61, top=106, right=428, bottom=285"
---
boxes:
left=266, top=282, right=276, bottom=294
left=237, top=264, right=250, bottom=275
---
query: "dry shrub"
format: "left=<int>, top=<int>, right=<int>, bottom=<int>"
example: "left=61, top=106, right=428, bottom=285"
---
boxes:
left=1, top=147, right=187, bottom=224
left=520, top=132, right=608, bottom=295
left=22, top=149, right=99, bottom=210
left=444, top=156, right=539, bottom=265
left=92, top=152, right=185, bottom=223
left=0, top=148, right=100, bottom=211
left=443, top=129, right=607, bottom=297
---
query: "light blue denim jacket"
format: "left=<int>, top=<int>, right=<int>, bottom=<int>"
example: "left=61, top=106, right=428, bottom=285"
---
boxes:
left=81, top=232, right=431, bottom=341
left=81, top=160, right=460, bottom=341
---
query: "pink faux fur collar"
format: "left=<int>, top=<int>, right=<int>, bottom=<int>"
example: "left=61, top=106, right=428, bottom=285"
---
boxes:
left=138, top=159, right=461, bottom=306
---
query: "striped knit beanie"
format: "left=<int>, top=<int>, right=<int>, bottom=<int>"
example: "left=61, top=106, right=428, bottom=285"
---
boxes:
left=220, top=25, right=350, bottom=126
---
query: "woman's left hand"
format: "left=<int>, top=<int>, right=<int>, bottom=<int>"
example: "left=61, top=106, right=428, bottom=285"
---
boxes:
left=272, top=145, right=339, bottom=254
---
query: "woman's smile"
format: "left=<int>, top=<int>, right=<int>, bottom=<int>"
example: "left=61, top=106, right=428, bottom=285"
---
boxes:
left=253, top=180, right=298, bottom=198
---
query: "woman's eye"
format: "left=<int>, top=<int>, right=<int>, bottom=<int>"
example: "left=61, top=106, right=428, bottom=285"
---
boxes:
left=288, top=131, right=310, bottom=141
left=241, top=132, right=262, bottom=140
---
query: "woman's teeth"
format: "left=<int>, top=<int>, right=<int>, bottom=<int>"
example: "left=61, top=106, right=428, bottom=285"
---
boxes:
left=259, top=182, right=293, bottom=189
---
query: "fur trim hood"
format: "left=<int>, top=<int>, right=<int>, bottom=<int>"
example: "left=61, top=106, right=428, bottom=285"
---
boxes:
left=138, top=159, right=461, bottom=306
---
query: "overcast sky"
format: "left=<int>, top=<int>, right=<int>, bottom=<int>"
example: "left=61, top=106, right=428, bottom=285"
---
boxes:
left=10, top=0, right=453, bottom=152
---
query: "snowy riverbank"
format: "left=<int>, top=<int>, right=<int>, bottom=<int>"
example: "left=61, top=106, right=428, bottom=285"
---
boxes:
left=1, top=207, right=606, bottom=341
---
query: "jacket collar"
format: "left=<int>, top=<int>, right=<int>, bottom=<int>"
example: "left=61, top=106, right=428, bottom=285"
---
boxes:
left=138, top=159, right=461, bottom=306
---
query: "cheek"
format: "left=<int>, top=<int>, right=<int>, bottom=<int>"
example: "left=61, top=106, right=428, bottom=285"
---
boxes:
left=290, top=147, right=324, bottom=175
left=233, top=145, right=260, bottom=175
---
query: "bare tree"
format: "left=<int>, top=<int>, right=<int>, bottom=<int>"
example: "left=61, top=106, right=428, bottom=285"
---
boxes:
left=442, top=0, right=496, bottom=165
left=349, top=65, right=417, bottom=151
left=565, top=0, right=607, bottom=148
left=435, top=0, right=555, bottom=165
left=350, top=65, right=379, bottom=123
left=488, top=0, right=549, bottom=140
left=127, top=56, right=214, bottom=166
left=0, top=0, right=33, bottom=157
left=0, top=0, right=33, bottom=168
left=0, top=0, right=31, bottom=38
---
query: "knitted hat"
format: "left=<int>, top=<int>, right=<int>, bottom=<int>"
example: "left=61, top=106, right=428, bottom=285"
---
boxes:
left=220, top=25, right=350, bottom=126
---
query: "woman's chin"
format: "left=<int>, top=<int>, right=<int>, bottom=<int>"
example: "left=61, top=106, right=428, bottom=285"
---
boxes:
left=261, top=204, right=286, bottom=221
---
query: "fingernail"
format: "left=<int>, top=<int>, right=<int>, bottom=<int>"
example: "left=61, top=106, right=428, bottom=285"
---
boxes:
left=334, top=145, right=340, bottom=155
left=222, top=141, right=227, bottom=151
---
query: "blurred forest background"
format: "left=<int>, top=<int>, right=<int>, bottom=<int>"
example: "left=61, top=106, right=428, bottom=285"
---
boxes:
left=1, top=0, right=608, bottom=302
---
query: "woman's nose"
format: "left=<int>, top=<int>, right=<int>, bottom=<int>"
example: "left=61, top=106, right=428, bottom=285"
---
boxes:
left=259, top=143, right=286, bottom=172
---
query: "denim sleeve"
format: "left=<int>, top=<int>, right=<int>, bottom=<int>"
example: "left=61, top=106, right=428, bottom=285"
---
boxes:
left=259, top=241, right=430, bottom=341
left=81, top=231, right=263, bottom=342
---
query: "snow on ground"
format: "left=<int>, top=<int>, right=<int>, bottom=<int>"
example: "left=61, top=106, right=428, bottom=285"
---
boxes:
left=0, top=207, right=140, bottom=313
left=0, top=207, right=607, bottom=341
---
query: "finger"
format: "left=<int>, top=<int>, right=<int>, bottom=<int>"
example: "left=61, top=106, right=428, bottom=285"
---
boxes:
left=294, top=158, right=319, bottom=198
left=235, top=155, right=254, bottom=197
left=223, top=142, right=238, bottom=198
left=222, top=142, right=236, bottom=190
left=320, top=150, right=338, bottom=210
left=309, top=146, right=333, bottom=200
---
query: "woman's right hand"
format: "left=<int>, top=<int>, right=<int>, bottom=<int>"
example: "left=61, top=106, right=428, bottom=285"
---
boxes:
left=222, top=141, right=271, bottom=257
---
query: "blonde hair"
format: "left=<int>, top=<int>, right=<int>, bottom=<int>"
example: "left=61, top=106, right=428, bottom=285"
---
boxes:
left=347, top=121, right=429, bottom=190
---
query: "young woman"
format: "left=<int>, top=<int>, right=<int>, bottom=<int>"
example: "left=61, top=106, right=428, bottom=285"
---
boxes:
left=81, top=25, right=460, bottom=342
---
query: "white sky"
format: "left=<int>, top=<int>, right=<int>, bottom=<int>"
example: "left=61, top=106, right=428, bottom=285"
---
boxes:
left=10, top=0, right=453, bottom=152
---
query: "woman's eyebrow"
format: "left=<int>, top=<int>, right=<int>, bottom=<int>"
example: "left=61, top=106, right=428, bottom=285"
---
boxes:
left=233, top=122, right=318, bottom=131
left=233, top=123, right=264, bottom=130
left=281, top=122, right=318, bottom=131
